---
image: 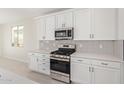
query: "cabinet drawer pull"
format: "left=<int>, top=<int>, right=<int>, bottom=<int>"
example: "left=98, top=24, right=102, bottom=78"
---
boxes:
left=77, top=60, right=83, bottom=62
left=42, top=63, right=46, bottom=64
left=89, top=67, right=91, bottom=72
left=43, top=59, right=46, bottom=60
left=62, top=24, right=65, bottom=27
left=92, top=34, right=94, bottom=38
left=43, top=36, right=45, bottom=40
left=92, top=67, right=94, bottom=72
left=101, top=63, right=108, bottom=65
left=89, top=34, right=91, bottom=38
left=37, top=59, right=38, bottom=62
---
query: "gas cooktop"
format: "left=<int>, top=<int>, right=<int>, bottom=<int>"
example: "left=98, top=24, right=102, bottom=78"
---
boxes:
left=51, top=49, right=75, bottom=56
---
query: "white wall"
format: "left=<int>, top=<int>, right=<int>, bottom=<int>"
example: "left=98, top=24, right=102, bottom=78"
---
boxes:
left=2, top=19, right=37, bottom=63
left=0, top=25, right=3, bottom=56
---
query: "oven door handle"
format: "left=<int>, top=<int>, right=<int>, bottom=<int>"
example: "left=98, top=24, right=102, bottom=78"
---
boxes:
left=50, top=57, right=69, bottom=62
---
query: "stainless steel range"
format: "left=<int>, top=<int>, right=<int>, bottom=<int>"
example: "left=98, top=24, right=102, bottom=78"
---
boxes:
left=50, top=44, right=76, bottom=83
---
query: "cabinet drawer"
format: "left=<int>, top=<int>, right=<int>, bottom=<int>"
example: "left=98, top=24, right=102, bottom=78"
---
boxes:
left=71, top=57, right=91, bottom=65
left=38, top=58, right=50, bottom=62
left=37, top=53, right=49, bottom=58
left=38, top=64, right=50, bottom=74
left=92, top=60, right=121, bottom=69
left=28, top=53, right=38, bottom=56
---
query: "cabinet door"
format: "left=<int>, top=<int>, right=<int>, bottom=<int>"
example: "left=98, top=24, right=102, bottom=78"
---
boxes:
left=118, top=9, right=124, bottom=40
left=56, top=12, right=73, bottom=28
left=36, top=17, right=46, bottom=40
left=45, top=15, right=55, bottom=40
left=71, top=62, right=91, bottom=84
left=92, top=66, right=120, bottom=84
left=74, top=9, right=91, bottom=40
left=93, top=8, right=117, bottom=40
left=29, top=54, right=38, bottom=71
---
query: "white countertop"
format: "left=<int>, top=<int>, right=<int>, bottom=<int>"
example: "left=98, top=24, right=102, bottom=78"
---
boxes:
left=71, top=53, right=123, bottom=63
left=29, top=49, right=52, bottom=54
left=29, top=49, right=123, bottom=63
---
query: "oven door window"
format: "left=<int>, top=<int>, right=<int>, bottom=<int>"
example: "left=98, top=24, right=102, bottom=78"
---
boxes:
left=55, top=30, right=66, bottom=37
left=50, top=59, right=70, bottom=74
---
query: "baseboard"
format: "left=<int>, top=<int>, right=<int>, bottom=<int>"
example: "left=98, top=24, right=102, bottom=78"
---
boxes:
left=2, top=56, right=28, bottom=63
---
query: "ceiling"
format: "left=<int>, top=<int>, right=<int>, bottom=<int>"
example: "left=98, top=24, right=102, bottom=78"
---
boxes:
left=0, top=8, right=68, bottom=24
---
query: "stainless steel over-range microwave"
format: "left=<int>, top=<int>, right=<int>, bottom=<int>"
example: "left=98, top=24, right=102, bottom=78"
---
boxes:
left=55, top=28, right=73, bottom=40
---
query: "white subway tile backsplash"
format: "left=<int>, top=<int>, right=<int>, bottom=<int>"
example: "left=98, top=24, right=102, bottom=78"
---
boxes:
left=39, top=40, right=122, bottom=58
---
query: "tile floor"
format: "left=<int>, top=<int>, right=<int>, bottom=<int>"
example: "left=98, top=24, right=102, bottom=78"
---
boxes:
left=0, top=57, right=64, bottom=84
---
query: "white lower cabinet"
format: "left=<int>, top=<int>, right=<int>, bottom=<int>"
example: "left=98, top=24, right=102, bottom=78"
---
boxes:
left=71, top=57, right=121, bottom=84
left=28, top=53, right=38, bottom=71
left=92, top=66, right=120, bottom=84
left=28, top=53, right=50, bottom=75
left=71, top=62, right=91, bottom=84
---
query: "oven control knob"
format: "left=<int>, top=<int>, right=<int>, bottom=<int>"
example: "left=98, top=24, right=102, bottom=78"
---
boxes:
left=67, top=56, right=69, bottom=59
left=64, top=56, right=67, bottom=58
left=60, top=56, right=63, bottom=58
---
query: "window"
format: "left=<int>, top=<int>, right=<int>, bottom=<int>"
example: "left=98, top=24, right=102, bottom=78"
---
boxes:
left=12, top=25, right=24, bottom=47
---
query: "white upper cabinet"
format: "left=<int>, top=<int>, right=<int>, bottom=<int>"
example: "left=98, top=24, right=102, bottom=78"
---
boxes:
left=118, top=9, right=124, bottom=40
left=35, top=8, right=118, bottom=40
left=45, top=15, right=55, bottom=40
left=73, top=8, right=117, bottom=40
left=36, top=15, right=55, bottom=40
left=92, top=8, right=117, bottom=40
left=74, top=9, right=91, bottom=40
left=36, top=17, right=46, bottom=40
left=56, top=12, right=73, bottom=28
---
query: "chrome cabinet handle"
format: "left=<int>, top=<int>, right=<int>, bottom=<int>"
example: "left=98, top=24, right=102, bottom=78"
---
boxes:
left=89, top=67, right=91, bottom=72
left=89, top=67, right=94, bottom=72
left=101, top=63, right=108, bottom=65
left=92, top=67, right=94, bottom=72
left=37, top=58, right=38, bottom=62
left=62, top=23, right=65, bottom=27
left=43, top=36, right=45, bottom=40
left=92, top=34, right=94, bottom=38
left=77, top=60, right=83, bottom=62
left=62, top=24, right=64, bottom=27
left=89, top=34, right=91, bottom=38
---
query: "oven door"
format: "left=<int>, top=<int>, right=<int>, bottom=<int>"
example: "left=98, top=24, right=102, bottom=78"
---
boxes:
left=50, top=59, right=70, bottom=74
